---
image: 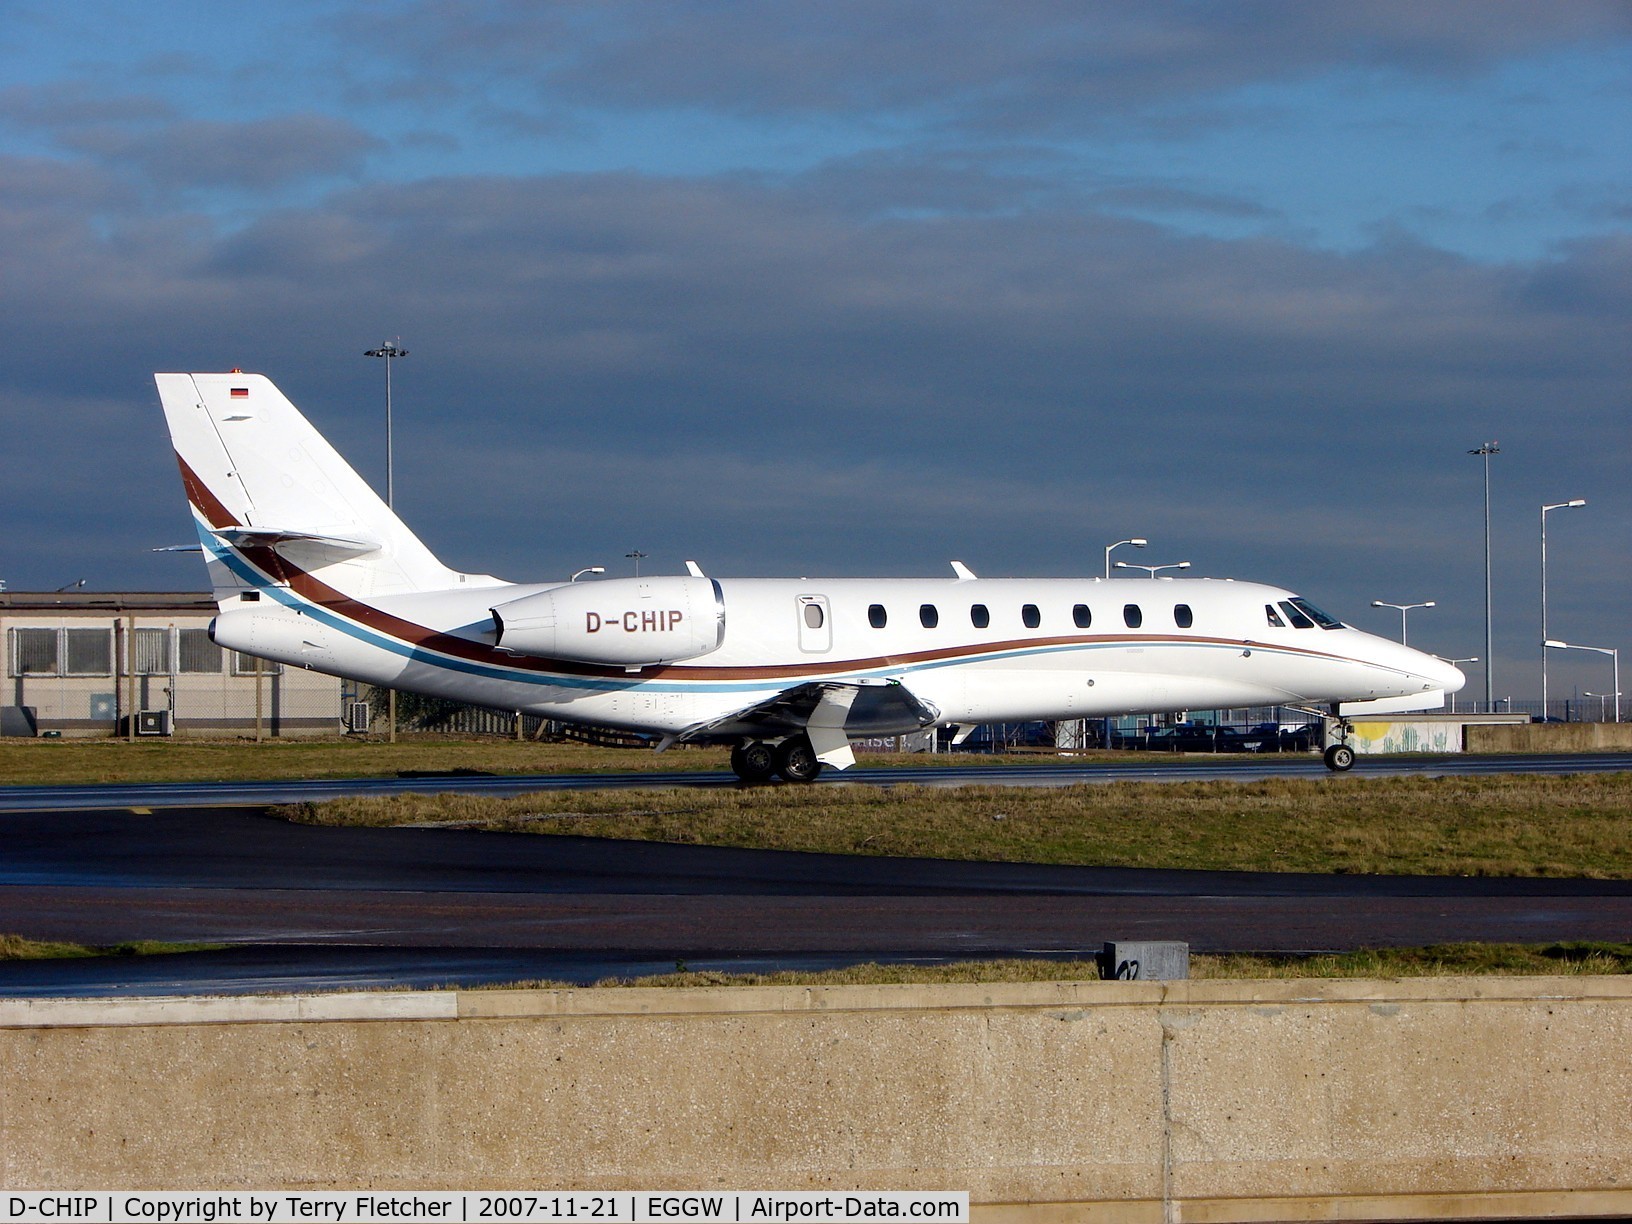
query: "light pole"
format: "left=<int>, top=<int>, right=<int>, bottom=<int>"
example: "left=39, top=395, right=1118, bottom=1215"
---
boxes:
left=365, top=340, right=409, bottom=507
left=1370, top=600, right=1435, bottom=646
left=365, top=340, right=408, bottom=741
left=1585, top=693, right=1617, bottom=722
left=1104, top=538, right=1147, bottom=578
left=1468, top=442, right=1498, bottom=711
left=571, top=567, right=605, bottom=582
left=1541, top=498, right=1586, bottom=717
left=1545, top=641, right=1620, bottom=722
left=1443, top=657, right=1479, bottom=714
left=626, top=550, right=647, bottom=577
left=1115, top=560, right=1191, bottom=579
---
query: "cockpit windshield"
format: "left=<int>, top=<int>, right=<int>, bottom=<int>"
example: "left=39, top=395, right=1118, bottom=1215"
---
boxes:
left=1288, top=597, right=1344, bottom=630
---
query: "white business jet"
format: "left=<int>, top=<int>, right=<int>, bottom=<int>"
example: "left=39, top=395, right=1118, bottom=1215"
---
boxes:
left=155, top=372, right=1463, bottom=780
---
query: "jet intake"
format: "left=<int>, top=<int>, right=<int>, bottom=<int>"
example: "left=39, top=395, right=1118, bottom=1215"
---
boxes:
left=491, top=576, right=725, bottom=667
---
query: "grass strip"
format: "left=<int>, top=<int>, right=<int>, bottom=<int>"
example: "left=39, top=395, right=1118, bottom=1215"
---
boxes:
left=482, top=943, right=1632, bottom=989
left=283, top=771, right=1632, bottom=878
left=0, top=736, right=1183, bottom=786
left=0, top=737, right=731, bottom=786
left=0, top=934, right=227, bottom=961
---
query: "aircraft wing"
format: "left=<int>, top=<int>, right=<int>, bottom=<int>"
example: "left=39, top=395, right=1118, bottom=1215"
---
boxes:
left=676, top=679, right=941, bottom=769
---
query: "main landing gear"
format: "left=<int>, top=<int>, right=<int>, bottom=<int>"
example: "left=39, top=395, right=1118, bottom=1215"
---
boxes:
left=730, top=735, right=823, bottom=784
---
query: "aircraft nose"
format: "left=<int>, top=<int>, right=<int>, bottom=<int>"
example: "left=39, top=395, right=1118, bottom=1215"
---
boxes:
left=1428, top=654, right=1467, bottom=694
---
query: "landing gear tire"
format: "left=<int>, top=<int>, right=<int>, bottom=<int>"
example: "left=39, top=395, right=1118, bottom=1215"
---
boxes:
left=1323, top=743, right=1355, bottom=772
left=730, top=741, right=777, bottom=784
left=776, top=736, right=824, bottom=784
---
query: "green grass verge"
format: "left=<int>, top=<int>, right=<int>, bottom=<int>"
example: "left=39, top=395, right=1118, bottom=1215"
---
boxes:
left=283, top=772, right=1632, bottom=878
left=487, top=943, right=1632, bottom=988
left=6, top=936, right=1625, bottom=984
left=0, top=735, right=1179, bottom=787
left=0, top=934, right=228, bottom=961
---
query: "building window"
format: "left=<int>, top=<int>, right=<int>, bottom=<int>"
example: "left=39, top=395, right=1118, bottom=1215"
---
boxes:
left=970, top=604, right=989, bottom=628
left=179, top=628, right=223, bottom=673
left=868, top=604, right=888, bottom=629
left=1072, top=604, right=1092, bottom=629
left=63, top=628, right=112, bottom=676
left=919, top=604, right=939, bottom=629
left=1123, top=604, right=1143, bottom=629
left=1021, top=604, right=1041, bottom=629
left=1174, top=604, right=1193, bottom=629
left=9, top=628, right=58, bottom=676
left=232, top=651, right=283, bottom=676
left=134, top=627, right=172, bottom=674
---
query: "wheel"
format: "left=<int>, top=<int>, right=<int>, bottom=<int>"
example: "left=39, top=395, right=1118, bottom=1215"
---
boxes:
left=1323, top=743, right=1355, bottom=772
left=730, top=740, right=777, bottom=784
left=776, top=736, right=824, bottom=784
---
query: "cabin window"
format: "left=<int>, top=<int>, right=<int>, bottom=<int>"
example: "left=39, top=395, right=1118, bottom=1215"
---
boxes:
left=1021, top=604, right=1041, bottom=629
left=970, top=604, right=990, bottom=628
left=919, top=604, right=939, bottom=629
left=1278, top=600, right=1315, bottom=629
left=1265, top=604, right=1286, bottom=628
left=803, top=602, right=825, bottom=630
left=1123, top=604, right=1143, bottom=629
left=1174, top=604, right=1193, bottom=629
left=868, top=604, right=888, bottom=629
left=1072, top=604, right=1092, bottom=629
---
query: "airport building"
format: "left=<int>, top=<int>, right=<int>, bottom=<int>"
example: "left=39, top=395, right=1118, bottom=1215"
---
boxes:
left=0, top=591, right=347, bottom=737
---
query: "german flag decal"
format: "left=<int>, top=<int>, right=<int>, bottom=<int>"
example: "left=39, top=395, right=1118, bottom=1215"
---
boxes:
left=230, top=387, right=249, bottom=397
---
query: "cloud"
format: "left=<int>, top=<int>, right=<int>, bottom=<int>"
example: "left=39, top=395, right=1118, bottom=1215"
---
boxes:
left=377, top=0, right=1632, bottom=136
left=59, top=113, right=386, bottom=190
left=0, top=125, right=1623, bottom=679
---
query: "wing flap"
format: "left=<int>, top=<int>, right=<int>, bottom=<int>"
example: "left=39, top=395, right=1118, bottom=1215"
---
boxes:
left=678, top=678, right=940, bottom=768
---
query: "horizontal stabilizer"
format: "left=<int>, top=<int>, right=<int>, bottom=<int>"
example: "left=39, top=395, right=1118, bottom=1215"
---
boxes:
left=209, top=526, right=381, bottom=555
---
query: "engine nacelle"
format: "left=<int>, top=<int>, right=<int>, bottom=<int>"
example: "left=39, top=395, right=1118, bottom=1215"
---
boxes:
left=491, top=576, right=725, bottom=667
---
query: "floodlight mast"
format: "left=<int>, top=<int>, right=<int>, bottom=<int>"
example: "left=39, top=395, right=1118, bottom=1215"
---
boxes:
left=364, top=340, right=408, bottom=742
left=1104, top=538, right=1147, bottom=578
left=1545, top=640, right=1620, bottom=723
left=1540, top=498, right=1586, bottom=716
left=1371, top=600, right=1435, bottom=647
left=1468, top=442, right=1499, bottom=710
left=1115, top=560, right=1191, bottom=579
left=364, top=341, right=409, bottom=507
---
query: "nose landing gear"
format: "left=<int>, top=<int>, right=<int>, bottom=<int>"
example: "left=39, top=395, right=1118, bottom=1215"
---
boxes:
left=1323, top=742, right=1355, bottom=772
left=1285, top=704, right=1358, bottom=771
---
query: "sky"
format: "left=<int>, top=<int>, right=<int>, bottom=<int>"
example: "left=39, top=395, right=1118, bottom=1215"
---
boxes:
left=1, top=0, right=1627, bottom=707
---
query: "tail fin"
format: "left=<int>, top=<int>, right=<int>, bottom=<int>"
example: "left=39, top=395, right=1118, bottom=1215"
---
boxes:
left=155, top=372, right=464, bottom=602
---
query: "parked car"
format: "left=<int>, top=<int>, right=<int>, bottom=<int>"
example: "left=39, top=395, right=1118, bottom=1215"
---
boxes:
left=1145, top=724, right=1254, bottom=753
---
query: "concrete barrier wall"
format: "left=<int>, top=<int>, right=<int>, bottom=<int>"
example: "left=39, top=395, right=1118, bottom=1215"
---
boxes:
left=5, top=978, right=1632, bottom=1221
left=1465, top=722, right=1632, bottom=753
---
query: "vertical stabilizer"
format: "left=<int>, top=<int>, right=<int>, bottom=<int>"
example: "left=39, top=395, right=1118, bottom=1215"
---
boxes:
left=155, top=372, right=460, bottom=602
